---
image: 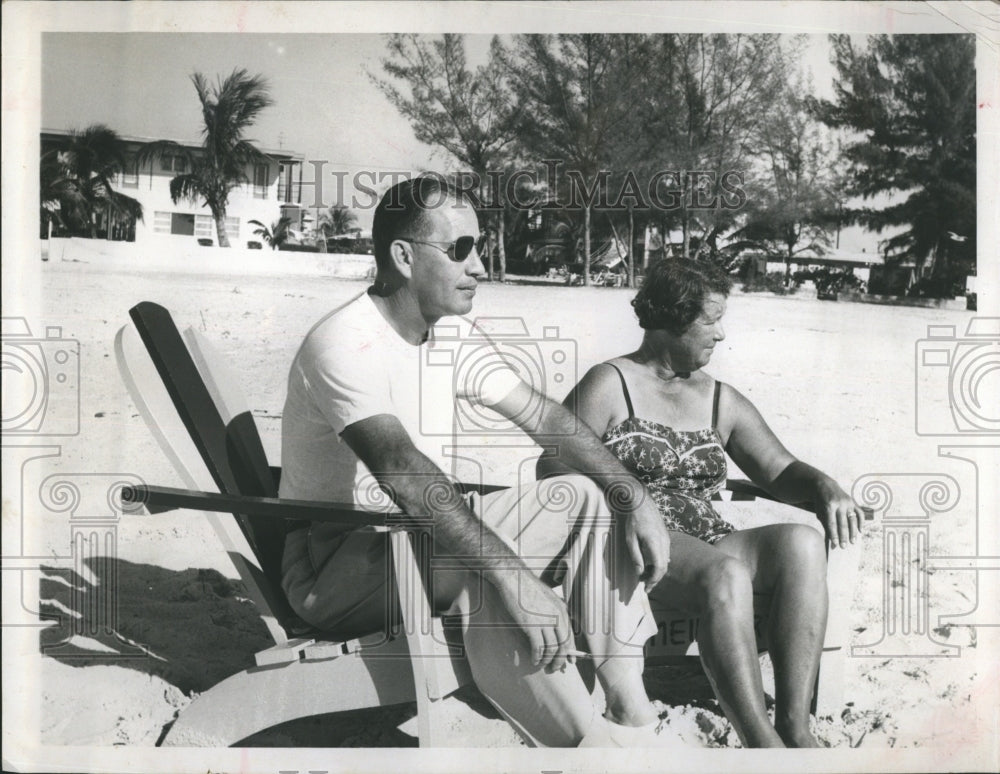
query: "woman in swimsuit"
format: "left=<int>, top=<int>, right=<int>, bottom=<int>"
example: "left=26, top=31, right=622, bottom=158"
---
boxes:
left=539, top=257, right=863, bottom=748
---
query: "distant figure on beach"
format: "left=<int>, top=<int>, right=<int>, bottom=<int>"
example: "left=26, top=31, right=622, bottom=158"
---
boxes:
left=278, top=176, right=675, bottom=747
left=540, top=257, right=864, bottom=748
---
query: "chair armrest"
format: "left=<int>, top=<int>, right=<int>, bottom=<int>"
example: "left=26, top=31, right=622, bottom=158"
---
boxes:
left=456, top=482, right=510, bottom=496
left=121, top=483, right=397, bottom=528
left=243, top=469, right=505, bottom=500
left=725, top=478, right=874, bottom=520
left=123, top=480, right=512, bottom=528
left=725, top=478, right=803, bottom=506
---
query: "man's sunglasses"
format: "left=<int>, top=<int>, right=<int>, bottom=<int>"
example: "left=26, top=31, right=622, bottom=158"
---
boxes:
left=398, top=234, right=488, bottom=262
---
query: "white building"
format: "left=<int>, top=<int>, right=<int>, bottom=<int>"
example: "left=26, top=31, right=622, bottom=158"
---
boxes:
left=41, top=129, right=305, bottom=247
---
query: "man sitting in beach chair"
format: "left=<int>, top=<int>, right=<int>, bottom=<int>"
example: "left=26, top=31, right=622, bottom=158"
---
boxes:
left=279, top=176, right=672, bottom=747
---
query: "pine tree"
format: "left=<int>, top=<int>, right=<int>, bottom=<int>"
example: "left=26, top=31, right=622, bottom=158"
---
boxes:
left=810, top=34, right=976, bottom=294
left=372, top=35, right=520, bottom=280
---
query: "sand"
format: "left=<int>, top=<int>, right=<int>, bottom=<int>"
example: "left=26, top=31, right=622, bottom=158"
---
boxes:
left=14, top=258, right=999, bottom=763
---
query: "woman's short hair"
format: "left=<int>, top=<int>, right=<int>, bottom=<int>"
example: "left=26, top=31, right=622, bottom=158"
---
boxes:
left=372, top=175, right=464, bottom=273
left=632, top=258, right=732, bottom=333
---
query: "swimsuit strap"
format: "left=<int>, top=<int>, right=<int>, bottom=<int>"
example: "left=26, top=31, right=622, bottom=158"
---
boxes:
left=605, top=363, right=635, bottom=419
left=712, top=380, right=721, bottom=430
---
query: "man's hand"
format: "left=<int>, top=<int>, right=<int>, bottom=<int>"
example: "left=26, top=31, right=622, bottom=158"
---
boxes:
left=494, top=571, right=576, bottom=673
left=622, top=493, right=671, bottom=591
left=815, top=477, right=864, bottom=549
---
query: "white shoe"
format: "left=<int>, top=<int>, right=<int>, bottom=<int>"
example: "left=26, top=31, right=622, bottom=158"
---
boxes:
left=606, top=717, right=678, bottom=747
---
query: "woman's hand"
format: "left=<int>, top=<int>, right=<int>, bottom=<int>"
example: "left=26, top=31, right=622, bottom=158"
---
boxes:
left=814, top=477, right=864, bottom=548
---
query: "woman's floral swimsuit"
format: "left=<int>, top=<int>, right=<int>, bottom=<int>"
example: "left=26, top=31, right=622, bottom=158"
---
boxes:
left=601, top=364, right=735, bottom=544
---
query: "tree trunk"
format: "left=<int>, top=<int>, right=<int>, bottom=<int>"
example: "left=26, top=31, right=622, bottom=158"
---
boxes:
left=214, top=211, right=231, bottom=248
left=681, top=204, right=690, bottom=259
left=627, top=207, right=635, bottom=289
left=497, top=211, right=506, bottom=283
left=930, top=237, right=947, bottom=279
left=583, top=205, right=591, bottom=287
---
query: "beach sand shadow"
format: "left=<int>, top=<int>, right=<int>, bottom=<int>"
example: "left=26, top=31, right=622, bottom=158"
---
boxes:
left=644, top=664, right=720, bottom=708
left=36, top=558, right=509, bottom=746
left=39, top=558, right=274, bottom=695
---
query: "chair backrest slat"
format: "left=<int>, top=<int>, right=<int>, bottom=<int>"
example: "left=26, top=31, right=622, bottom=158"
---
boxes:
left=130, top=302, right=238, bottom=493
left=128, top=301, right=299, bottom=633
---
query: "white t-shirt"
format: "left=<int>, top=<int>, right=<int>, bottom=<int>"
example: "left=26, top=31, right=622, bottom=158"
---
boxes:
left=279, top=290, right=521, bottom=509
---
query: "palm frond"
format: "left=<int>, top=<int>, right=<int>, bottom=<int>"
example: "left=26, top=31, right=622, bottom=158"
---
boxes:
left=104, top=190, right=145, bottom=223
left=168, top=174, right=205, bottom=205
left=136, top=139, right=195, bottom=169
left=158, top=68, right=275, bottom=232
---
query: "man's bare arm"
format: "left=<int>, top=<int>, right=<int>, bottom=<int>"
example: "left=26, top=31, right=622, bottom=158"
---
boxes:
left=490, top=381, right=671, bottom=589
left=340, top=413, right=576, bottom=669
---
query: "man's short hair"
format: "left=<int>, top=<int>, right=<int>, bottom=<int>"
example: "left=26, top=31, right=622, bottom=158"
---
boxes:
left=632, top=257, right=732, bottom=333
left=372, top=175, right=467, bottom=273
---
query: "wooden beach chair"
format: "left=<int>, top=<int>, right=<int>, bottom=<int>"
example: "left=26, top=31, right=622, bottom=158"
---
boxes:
left=116, top=301, right=868, bottom=746
left=116, top=301, right=488, bottom=747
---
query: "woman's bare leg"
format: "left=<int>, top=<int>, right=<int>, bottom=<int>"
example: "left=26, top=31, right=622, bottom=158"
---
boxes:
left=649, top=532, right=784, bottom=747
left=716, top=524, right=828, bottom=747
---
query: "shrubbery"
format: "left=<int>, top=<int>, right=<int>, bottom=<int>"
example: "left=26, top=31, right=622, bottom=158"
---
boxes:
left=906, top=276, right=963, bottom=300
left=741, top=271, right=799, bottom=295
left=794, top=268, right=865, bottom=297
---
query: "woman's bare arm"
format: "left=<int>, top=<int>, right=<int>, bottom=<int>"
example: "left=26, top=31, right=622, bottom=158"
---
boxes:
left=721, top=384, right=862, bottom=547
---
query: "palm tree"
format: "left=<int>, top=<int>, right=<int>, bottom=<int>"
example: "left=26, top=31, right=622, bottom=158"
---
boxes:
left=139, top=69, right=273, bottom=247
left=249, top=217, right=292, bottom=249
left=40, top=124, right=143, bottom=238
left=318, top=205, right=358, bottom=238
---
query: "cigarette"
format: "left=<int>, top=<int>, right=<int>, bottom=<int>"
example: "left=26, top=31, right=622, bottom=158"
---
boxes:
left=567, top=649, right=592, bottom=658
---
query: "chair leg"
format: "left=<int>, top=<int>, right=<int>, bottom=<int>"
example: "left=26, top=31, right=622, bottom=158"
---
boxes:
left=389, top=530, right=474, bottom=747
left=162, top=639, right=418, bottom=746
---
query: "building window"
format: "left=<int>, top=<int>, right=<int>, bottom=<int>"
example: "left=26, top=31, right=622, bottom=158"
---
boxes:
left=119, top=155, right=139, bottom=188
left=253, top=163, right=269, bottom=199
left=153, top=211, right=199, bottom=236
left=153, top=211, right=172, bottom=234
left=194, top=215, right=214, bottom=239
left=160, top=154, right=187, bottom=173
left=154, top=210, right=237, bottom=240
left=278, top=162, right=299, bottom=204
left=170, top=213, right=195, bottom=236
left=280, top=205, right=302, bottom=230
